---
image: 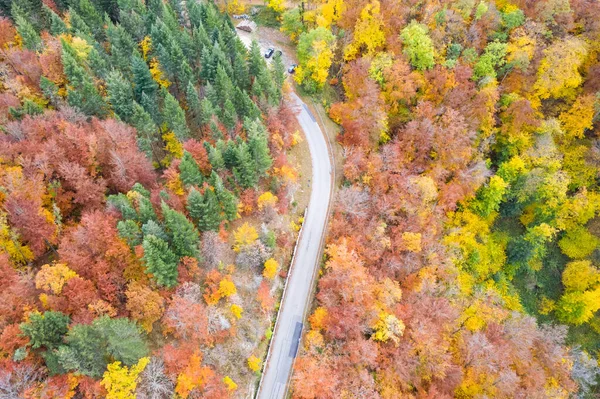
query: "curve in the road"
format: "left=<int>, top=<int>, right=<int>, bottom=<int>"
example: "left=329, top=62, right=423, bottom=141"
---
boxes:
left=256, top=92, right=334, bottom=399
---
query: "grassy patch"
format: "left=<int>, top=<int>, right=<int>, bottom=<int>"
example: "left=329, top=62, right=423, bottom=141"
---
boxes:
left=253, top=6, right=281, bottom=28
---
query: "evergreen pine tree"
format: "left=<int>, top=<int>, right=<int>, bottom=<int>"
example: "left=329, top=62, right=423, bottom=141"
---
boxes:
left=142, top=220, right=168, bottom=241
left=73, top=0, right=105, bottom=41
left=88, top=47, right=109, bottom=79
left=232, top=49, right=250, bottom=90
left=199, top=97, right=214, bottom=127
left=161, top=88, right=190, bottom=140
left=40, top=76, right=61, bottom=106
left=44, top=5, right=67, bottom=36
left=13, top=4, right=42, bottom=52
left=179, top=151, right=204, bottom=187
left=200, top=46, right=216, bottom=83
left=185, top=81, right=202, bottom=129
left=141, top=92, right=161, bottom=125
left=186, top=187, right=204, bottom=221
left=222, top=139, right=237, bottom=169
left=272, top=52, right=285, bottom=100
left=137, top=195, right=158, bottom=225
left=246, top=119, right=273, bottom=176
left=200, top=187, right=222, bottom=231
left=211, top=172, right=238, bottom=221
left=106, top=22, right=139, bottom=73
left=106, top=70, right=135, bottom=122
left=248, top=40, right=265, bottom=79
left=215, top=66, right=235, bottom=103
left=131, top=102, right=161, bottom=162
left=117, top=219, right=142, bottom=247
left=233, top=141, right=258, bottom=188
left=61, top=40, right=108, bottom=118
left=142, top=235, right=179, bottom=287
left=221, top=98, right=237, bottom=131
left=207, top=143, right=225, bottom=170
left=161, top=202, right=200, bottom=258
left=132, top=56, right=158, bottom=102
left=68, top=8, right=93, bottom=37
left=204, top=82, right=219, bottom=109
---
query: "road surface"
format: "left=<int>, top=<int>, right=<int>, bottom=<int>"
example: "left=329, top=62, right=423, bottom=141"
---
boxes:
left=256, top=92, right=333, bottom=399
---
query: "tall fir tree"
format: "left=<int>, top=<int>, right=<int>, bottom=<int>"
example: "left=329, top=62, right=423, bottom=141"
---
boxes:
left=161, top=202, right=200, bottom=258
left=246, top=119, right=273, bottom=176
left=132, top=55, right=158, bottom=102
left=12, top=4, right=42, bottom=52
left=131, top=102, right=161, bottom=162
left=211, top=172, right=238, bottom=221
left=106, top=70, right=135, bottom=122
left=161, top=88, right=190, bottom=141
left=61, top=40, right=108, bottom=118
left=185, top=81, right=203, bottom=129
left=179, top=151, right=204, bottom=187
left=44, top=5, right=67, bottom=36
left=142, top=234, right=179, bottom=287
left=221, top=98, right=237, bottom=132
left=233, top=141, right=258, bottom=188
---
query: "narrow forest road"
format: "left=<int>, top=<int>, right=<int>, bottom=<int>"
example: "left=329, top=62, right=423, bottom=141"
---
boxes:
left=256, top=92, right=333, bottom=399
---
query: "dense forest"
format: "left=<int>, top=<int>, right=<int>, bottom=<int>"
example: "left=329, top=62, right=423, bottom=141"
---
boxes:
left=0, top=0, right=303, bottom=397
left=279, top=0, right=600, bottom=397
left=5, top=0, right=600, bottom=398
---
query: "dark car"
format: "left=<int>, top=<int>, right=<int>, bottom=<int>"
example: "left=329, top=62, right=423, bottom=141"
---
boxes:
left=288, top=64, right=297, bottom=74
left=275, top=49, right=282, bottom=57
left=264, top=47, right=275, bottom=58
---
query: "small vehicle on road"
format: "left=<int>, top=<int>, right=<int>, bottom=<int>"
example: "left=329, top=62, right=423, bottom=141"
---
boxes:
left=264, top=47, right=275, bottom=58
left=288, top=64, right=297, bottom=74
left=274, top=49, right=282, bottom=57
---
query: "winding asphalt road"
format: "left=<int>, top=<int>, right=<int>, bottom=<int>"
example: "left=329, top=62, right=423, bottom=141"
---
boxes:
left=256, top=92, right=333, bottom=399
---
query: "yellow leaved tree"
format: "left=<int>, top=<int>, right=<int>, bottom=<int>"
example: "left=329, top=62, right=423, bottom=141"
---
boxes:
left=344, top=0, right=385, bottom=60
left=35, top=263, right=78, bottom=295
left=101, top=357, right=149, bottom=399
left=233, top=222, right=258, bottom=252
left=263, top=258, right=279, bottom=280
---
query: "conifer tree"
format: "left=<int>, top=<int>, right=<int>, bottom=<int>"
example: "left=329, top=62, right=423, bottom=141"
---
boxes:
left=248, top=40, right=266, bottom=79
left=106, top=22, right=139, bottom=72
left=131, top=102, right=161, bottom=162
left=13, top=4, right=42, bottom=52
left=161, top=88, right=190, bottom=141
left=186, top=187, right=204, bottom=221
left=211, top=172, right=238, bottom=221
left=221, top=98, right=237, bottom=131
left=44, top=5, right=67, bottom=36
left=246, top=119, right=273, bottom=176
left=142, top=234, right=179, bottom=287
left=179, top=151, right=204, bottom=187
left=61, top=40, right=108, bottom=118
left=106, top=70, right=135, bottom=122
left=142, top=220, right=169, bottom=242
left=117, top=219, right=142, bottom=247
left=199, top=97, right=214, bottom=127
left=160, top=202, right=200, bottom=258
left=187, top=188, right=222, bottom=231
left=200, top=187, right=222, bottom=231
left=185, top=81, right=202, bottom=129
left=132, top=55, right=158, bottom=102
left=141, top=92, right=161, bottom=125
left=207, top=143, right=225, bottom=170
left=272, top=52, right=286, bottom=98
left=88, top=47, right=109, bottom=79
left=233, top=141, right=258, bottom=188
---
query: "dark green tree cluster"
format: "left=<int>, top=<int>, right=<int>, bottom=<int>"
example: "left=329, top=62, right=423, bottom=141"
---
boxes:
left=186, top=171, right=238, bottom=232
left=108, top=184, right=200, bottom=287
left=20, top=313, right=147, bottom=378
left=26, top=0, right=280, bottom=184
